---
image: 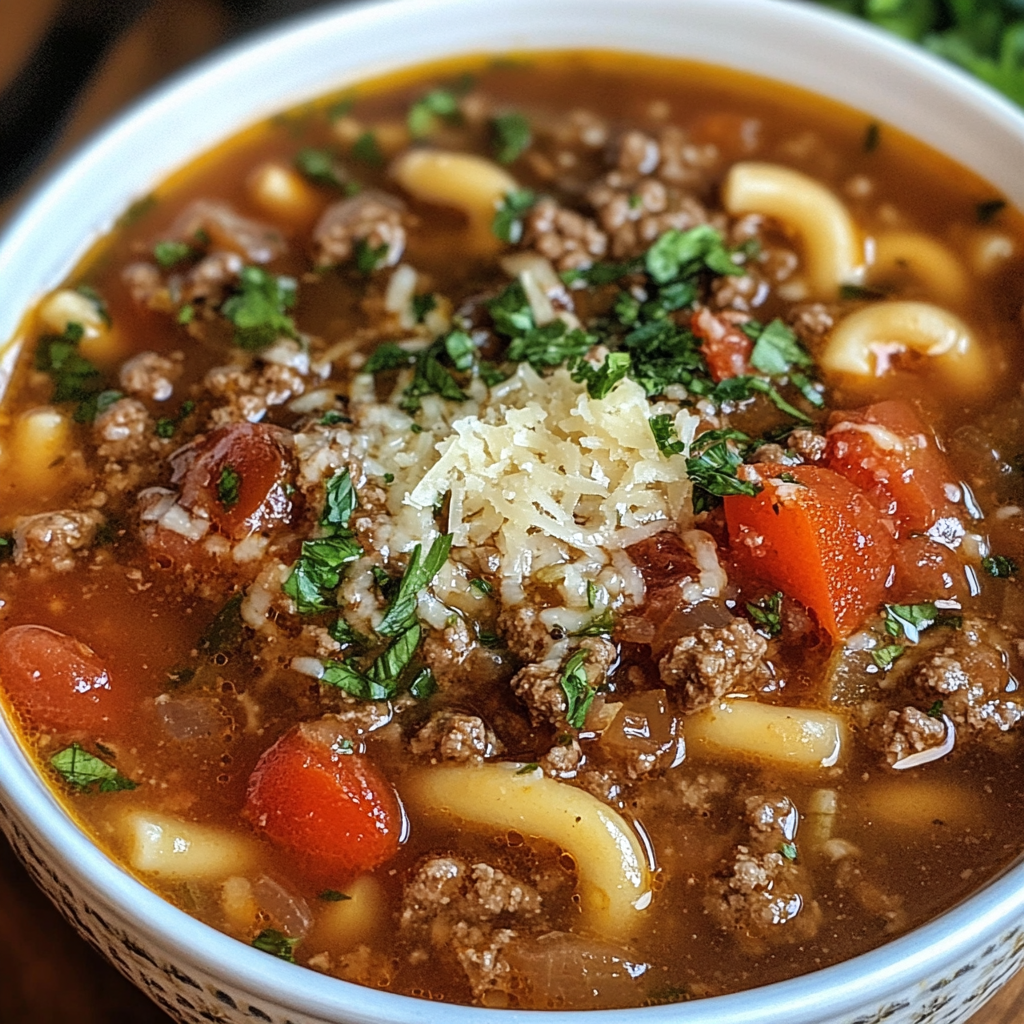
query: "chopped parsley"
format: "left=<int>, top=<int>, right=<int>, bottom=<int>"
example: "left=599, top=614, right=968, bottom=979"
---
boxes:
left=177, top=304, right=195, bottom=325
left=492, top=188, right=536, bottom=244
left=153, top=239, right=197, bottom=269
left=586, top=580, right=598, bottom=609
left=746, top=591, right=783, bottom=637
left=926, top=700, right=945, bottom=719
left=469, top=577, right=494, bottom=596
left=779, top=841, right=798, bottom=861
left=154, top=399, right=195, bottom=439
left=35, top=321, right=103, bottom=406
left=376, top=534, right=454, bottom=636
left=216, top=466, right=241, bottom=508
left=745, top=319, right=822, bottom=407
left=863, top=121, right=881, bottom=153
left=409, top=666, right=438, bottom=700
left=981, top=554, right=1018, bottom=577
left=318, top=890, right=351, bottom=902
left=251, top=929, right=300, bottom=962
left=871, top=644, right=905, bottom=670
left=977, top=198, right=1006, bottom=223
left=295, top=147, right=356, bottom=192
left=50, top=744, right=136, bottom=793
left=220, top=266, right=298, bottom=350
left=571, top=351, right=631, bottom=399
left=412, top=292, right=437, bottom=322
left=408, top=88, right=461, bottom=138
left=444, top=329, right=477, bottom=371
left=560, top=650, right=596, bottom=730
left=686, top=428, right=760, bottom=514
left=399, top=338, right=469, bottom=413
left=354, top=238, right=390, bottom=275
left=283, top=470, right=363, bottom=614
left=491, top=111, right=532, bottom=164
left=327, top=94, right=356, bottom=121
left=515, top=762, right=541, bottom=775
left=351, top=131, right=384, bottom=166
left=644, top=225, right=743, bottom=285
left=73, top=388, right=124, bottom=424
left=570, top=609, right=615, bottom=637
left=364, top=342, right=415, bottom=374
left=883, top=602, right=961, bottom=644
left=319, top=535, right=451, bottom=700
left=649, top=414, right=687, bottom=457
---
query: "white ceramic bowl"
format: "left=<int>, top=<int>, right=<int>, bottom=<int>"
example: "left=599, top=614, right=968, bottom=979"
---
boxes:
left=3, top=1, right=1024, bottom=1022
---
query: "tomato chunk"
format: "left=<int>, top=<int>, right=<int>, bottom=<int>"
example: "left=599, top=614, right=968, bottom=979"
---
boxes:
left=724, top=464, right=895, bottom=639
left=245, top=727, right=402, bottom=882
left=691, top=307, right=752, bottom=382
left=172, top=422, right=296, bottom=540
left=824, top=400, right=959, bottom=535
left=0, top=625, right=122, bottom=733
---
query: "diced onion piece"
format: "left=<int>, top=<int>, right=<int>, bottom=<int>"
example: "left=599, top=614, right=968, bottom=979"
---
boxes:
left=403, top=762, right=652, bottom=938
left=685, top=699, right=846, bottom=770
left=124, top=811, right=258, bottom=879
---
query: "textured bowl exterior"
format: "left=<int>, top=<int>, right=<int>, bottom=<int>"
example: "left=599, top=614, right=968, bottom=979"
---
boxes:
left=3, top=1, right=1024, bottom=1022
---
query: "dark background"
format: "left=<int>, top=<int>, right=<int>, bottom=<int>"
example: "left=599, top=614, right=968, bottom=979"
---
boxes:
left=0, top=1, right=1021, bottom=1020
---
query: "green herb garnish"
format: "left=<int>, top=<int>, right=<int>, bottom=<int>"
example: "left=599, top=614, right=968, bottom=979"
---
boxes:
left=220, top=266, right=298, bottom=350
left=352, top=131, right=384, bottom=166
left=408, top=88, right=461, bottom=138
left=746, top=591, right=783, bottom=637
left=560, top=650, right=595, bottom=729
left=981, top=554, right=1018, bottom=577
left=871, top=644, right=905, bottom=670
left=50, top=744, right=136, bottom=793
left=492, top=188, right=536, bottom=244
left=318, top=890, right=351, bottom=902
left=491, top=111, right=531, bottom=164
left=217, top=466, right=241, bottom=508
left=283, top=470, right=363, bottom=614
left=252, top=929, right=299, bottom=963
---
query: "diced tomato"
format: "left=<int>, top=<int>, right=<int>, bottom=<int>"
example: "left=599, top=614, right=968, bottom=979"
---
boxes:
left=172, top=422, right=297, bottom=540
left=0, top=625, right=123, bottom=733
left=691, top=307, right=752, bottom=382
left=824, top=400, right=959, bottom=535
left=724, top=464, right=895, bottom=639
left=245, top=728, right=402, bottom=883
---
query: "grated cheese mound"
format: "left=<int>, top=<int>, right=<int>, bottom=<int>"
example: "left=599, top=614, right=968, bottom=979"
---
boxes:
left=353, top=364, right=699, bottom=606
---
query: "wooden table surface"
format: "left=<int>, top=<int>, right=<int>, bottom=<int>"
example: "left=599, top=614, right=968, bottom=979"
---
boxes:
left=1, top=2, right=1023, bottom=1021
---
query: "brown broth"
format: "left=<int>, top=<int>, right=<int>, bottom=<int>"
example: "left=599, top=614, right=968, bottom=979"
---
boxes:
left=1, top=50, right=1024, bottom=1010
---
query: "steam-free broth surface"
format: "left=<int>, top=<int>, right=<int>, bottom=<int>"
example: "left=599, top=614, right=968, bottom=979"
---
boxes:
left=1, top=51, right=1023, bottom=1009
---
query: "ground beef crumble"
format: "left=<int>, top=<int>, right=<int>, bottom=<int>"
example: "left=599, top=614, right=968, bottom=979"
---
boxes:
left=658, top=619, right=770, bottom=711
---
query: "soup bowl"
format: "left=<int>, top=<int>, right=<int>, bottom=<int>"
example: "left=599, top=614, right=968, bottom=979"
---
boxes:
left=2, top=0, right=1024, bottom=1022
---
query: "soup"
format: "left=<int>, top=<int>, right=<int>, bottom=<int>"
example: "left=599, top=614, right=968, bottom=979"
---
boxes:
left=0, top=51, right=1022, bottom=1010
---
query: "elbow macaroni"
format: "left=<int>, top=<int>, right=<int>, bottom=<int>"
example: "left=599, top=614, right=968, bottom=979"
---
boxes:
left=722, top=162, right=862, bottom=298
left=869, top=231, right=968, bottom=306
left=402, top=762, right=652, bottom=938
left=821, top=300, right=985, bottom=389
left=391, top=149, right=517, bottom=252
left=685, top=699, right=846, bottom=771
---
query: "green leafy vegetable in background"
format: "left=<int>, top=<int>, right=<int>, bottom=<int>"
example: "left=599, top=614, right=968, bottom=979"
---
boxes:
left=811, top=0, right=1024, bottom=107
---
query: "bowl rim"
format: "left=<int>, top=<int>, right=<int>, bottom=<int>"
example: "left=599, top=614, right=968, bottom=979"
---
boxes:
left=3, top=0, right=1024, bottom=1021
